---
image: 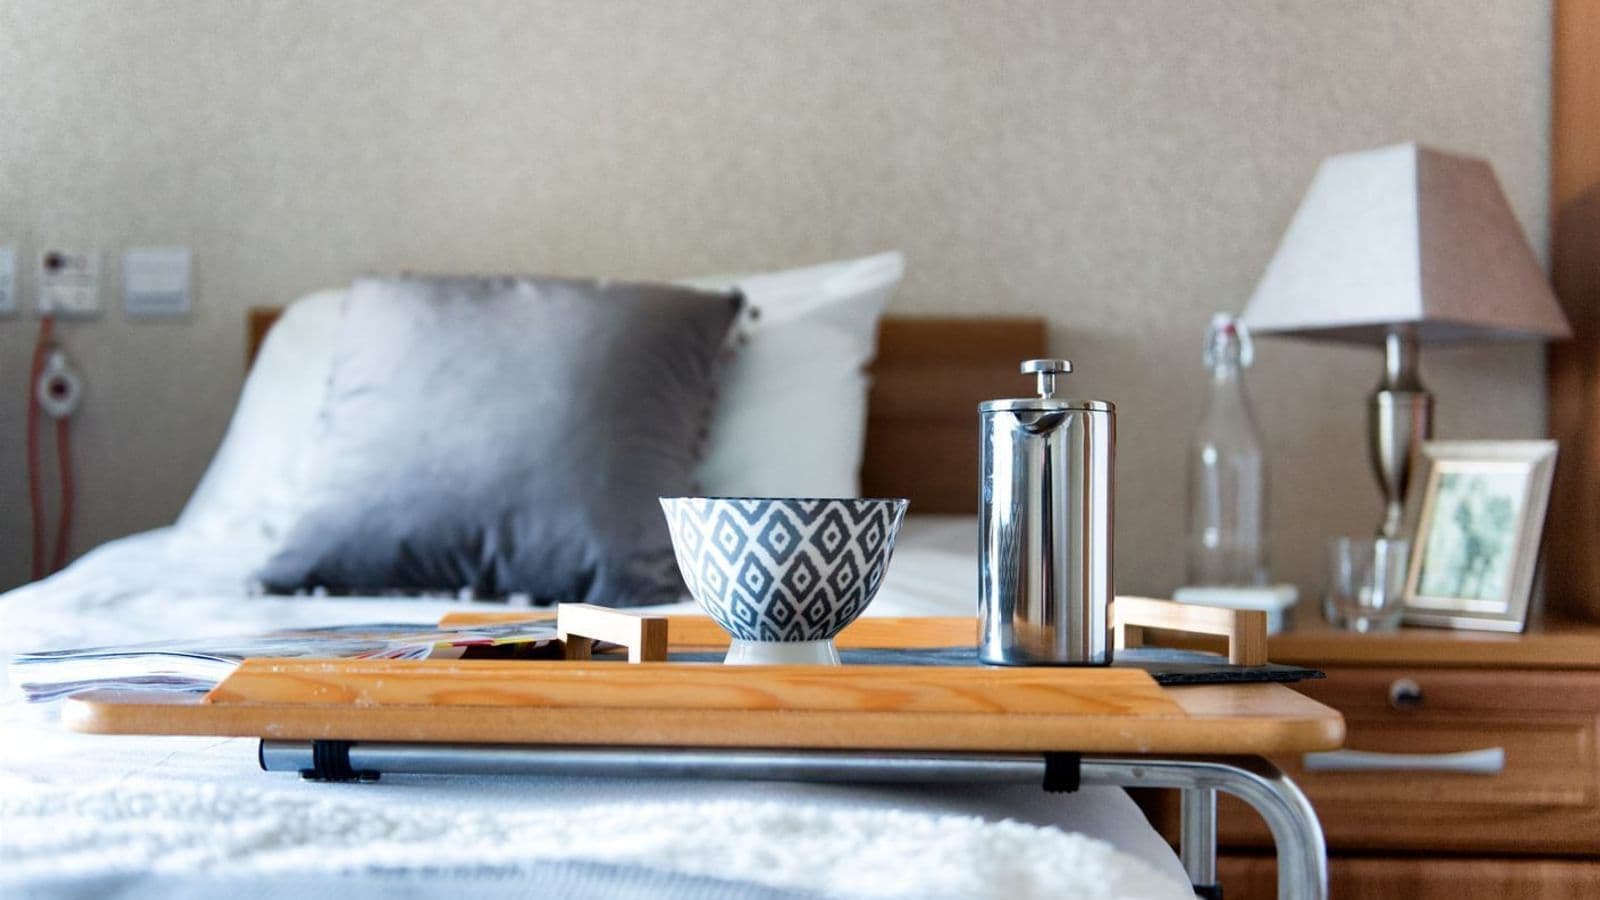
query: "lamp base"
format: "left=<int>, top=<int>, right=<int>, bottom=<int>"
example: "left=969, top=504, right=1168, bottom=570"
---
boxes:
left=1368, top=327, right=1433, bottom=539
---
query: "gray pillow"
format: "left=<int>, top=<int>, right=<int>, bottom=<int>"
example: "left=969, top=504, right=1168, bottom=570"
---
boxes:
left=257, top=274, right=741, bottom=605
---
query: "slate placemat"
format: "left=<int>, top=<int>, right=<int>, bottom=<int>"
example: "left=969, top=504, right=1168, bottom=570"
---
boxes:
left=659, top=646, right=1323, bottom=685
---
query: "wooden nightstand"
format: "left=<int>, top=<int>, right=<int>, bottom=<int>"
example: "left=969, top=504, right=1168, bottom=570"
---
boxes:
left=1148, top=619, right=1600, bottom=898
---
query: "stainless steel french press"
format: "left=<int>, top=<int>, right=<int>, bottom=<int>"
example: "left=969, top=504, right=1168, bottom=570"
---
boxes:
left=979, top=359, right=1116, bottom=666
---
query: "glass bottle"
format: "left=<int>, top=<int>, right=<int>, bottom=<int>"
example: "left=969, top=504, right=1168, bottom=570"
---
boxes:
left=1185, top=313, right=1267, bottom=586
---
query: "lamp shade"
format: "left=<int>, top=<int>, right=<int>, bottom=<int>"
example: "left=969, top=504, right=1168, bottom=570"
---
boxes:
left=1242, top=142, right=1571, bottom=344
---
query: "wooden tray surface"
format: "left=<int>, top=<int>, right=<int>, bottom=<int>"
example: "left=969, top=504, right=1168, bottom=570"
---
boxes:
left=62, top=615, right=1343, bottom=754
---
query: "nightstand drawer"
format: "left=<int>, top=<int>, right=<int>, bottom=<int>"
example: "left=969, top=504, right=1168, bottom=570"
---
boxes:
left=1217, top=855, right=1600, bottom=900
left=1218, top=667, right=1600, bottom=853
left=1292, top=719, right=1590, bottom=807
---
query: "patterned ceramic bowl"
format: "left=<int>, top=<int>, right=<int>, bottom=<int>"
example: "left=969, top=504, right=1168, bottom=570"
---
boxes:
left=660, top=497, right=910, bottom=665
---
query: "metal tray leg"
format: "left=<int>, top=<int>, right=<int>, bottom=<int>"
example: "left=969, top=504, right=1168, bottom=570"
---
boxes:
left=261, top=743, right=1325, bottom=899
left=1181, top=787, right=1220, bottom=898
left=1080, top=756, right=1325, bottom=900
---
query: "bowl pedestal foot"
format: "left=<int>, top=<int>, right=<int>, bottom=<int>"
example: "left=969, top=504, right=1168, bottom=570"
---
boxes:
left=723, top=638, right=841, bottom=666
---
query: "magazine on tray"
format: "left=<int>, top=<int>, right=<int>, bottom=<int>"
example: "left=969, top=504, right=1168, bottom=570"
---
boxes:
left=10, top=619, right=562, bottom=702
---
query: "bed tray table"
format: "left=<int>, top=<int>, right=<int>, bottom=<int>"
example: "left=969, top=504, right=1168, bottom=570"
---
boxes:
left=63, top=599, right=1344, bottom=900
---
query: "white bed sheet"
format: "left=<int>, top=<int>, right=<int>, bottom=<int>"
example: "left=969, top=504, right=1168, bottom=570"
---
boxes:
left=0, top=517, right=1189, bottom=899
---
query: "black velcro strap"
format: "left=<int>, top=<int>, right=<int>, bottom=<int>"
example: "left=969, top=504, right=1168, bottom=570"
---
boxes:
left=1193, top=884, right=1223, bottom=900
left=1041, top=751, right=1081, bottom=793
left=299, top=740, right=380, bottom=783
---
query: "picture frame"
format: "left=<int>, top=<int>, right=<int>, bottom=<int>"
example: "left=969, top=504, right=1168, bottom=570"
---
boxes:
left=1401, top=440, right=1558, bottom=633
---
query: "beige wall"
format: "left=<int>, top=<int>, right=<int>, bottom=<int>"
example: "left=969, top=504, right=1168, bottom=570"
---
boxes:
left=0, top=0, right=1552, bottom=597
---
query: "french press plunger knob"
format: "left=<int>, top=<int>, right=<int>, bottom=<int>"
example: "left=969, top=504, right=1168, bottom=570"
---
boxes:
left=1020, top=358, right=1073, bottom=398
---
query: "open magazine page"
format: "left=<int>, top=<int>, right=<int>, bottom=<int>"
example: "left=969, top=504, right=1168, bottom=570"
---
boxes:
left=10, top=620, right=561, bottom=702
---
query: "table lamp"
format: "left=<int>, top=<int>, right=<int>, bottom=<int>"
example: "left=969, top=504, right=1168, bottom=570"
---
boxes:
left=1242, top=142, right=1570, bottom=538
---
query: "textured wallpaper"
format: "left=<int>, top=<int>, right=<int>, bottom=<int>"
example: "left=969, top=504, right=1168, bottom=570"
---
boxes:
left=0, top=0, right=1553, bottom=597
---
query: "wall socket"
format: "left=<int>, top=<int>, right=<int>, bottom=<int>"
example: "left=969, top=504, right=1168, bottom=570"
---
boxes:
left=37, top=248, right=101, bottom=317
left=0, top=245, right=15, bottom=315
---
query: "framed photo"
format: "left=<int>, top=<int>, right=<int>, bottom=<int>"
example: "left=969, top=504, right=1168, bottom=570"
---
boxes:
left=1401, top=440, right=1557, bottom=633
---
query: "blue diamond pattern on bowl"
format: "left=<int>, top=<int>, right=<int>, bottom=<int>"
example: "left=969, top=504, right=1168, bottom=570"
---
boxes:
left=755, top=512, right=802, bottom=566
left=788, top=499, right=828, bottom=525
left=778, top=552, right=820, bottom=600
left=712, top=511, right=749, bottom=563
left=737, top=555, right=773, bottom=597
left=729, top=588, right=761, bottom=630
left=808, top=507, right=851, bottom=564
left=661, top=497, right=909, bottom=643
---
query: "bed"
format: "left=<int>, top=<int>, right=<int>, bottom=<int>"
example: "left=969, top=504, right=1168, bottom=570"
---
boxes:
left=0, top=267, right=1191, bottom=900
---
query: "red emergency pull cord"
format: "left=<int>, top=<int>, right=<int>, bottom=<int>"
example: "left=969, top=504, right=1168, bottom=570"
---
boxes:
left=52, top=416, right=74, bottom=575
left=27, top=315, right=74, bottom=580
left=27, top=317, right=52, bottom=580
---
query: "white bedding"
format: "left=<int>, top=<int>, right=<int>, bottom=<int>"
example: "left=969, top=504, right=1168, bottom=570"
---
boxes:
left=0, top=518, right=1189, bottom=899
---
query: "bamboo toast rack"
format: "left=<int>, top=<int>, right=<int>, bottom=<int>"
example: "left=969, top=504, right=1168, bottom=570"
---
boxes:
left=62, top=597, right=1340, bottom=755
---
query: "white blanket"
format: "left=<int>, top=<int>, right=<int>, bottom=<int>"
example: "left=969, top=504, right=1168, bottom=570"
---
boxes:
left=0, top=518, right=1190, bottom=899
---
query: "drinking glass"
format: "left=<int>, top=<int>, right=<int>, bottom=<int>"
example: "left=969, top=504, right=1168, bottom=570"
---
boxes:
left=1323, top=537, right=1410, bottom=633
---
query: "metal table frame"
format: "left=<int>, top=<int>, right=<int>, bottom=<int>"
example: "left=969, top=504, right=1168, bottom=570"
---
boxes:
left=261, top=741, right=1327, bottom=899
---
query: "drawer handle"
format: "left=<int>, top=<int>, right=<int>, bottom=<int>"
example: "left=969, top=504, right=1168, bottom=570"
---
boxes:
left=1388, top=677, right=1423, bottom=710
left=1302, top=747, right=1505, bottom=774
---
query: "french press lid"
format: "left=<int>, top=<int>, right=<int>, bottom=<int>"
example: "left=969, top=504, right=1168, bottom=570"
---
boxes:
left=978, top=359, right=1115, bottom=413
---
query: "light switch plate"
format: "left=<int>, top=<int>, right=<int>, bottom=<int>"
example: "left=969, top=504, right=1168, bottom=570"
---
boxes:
left=123, top=247, right=192, bottom=318
left=0, top=245, right=15, bottom=315
left=37, top=249, right=101, bottom=317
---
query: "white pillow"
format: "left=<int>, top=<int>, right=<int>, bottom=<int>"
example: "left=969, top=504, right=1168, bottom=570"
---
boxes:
left=177, top=290, right=344, bottom=546
left=684, top=251, right=903, bottom=498
left=176, top=251, right=903, bottom=543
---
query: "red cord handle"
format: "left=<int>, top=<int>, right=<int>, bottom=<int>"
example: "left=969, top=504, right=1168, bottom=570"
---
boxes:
left=27, top=317, right=51, bottom=579
left=27, top=316, right=73, bottom=579
left=53, top=416, right=74, bottom=575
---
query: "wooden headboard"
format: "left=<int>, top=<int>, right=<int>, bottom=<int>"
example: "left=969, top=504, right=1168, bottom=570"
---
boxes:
left=246, top=308, right=1045, bottom=514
